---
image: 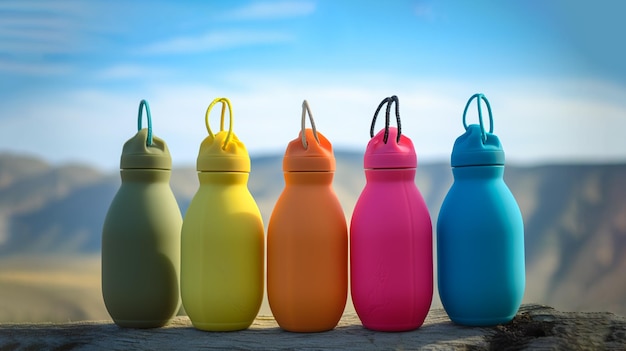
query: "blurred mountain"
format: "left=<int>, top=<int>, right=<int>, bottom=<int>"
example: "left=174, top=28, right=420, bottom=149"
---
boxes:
left=0, top=152, right=624, bottom=315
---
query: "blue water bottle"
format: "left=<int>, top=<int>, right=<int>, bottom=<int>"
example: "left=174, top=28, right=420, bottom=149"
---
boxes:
left=437, top=93, right=525, bottom=326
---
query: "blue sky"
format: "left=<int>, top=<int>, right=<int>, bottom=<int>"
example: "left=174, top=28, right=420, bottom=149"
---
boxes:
left=1, top=0, right=625, bottom=170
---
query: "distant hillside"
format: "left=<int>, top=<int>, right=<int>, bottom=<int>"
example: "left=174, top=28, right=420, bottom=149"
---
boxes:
left=0, top=152, right=624, bottom=315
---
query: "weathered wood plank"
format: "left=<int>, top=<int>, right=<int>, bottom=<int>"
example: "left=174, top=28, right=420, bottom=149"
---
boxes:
left=0, top=304, right=624, bottom=350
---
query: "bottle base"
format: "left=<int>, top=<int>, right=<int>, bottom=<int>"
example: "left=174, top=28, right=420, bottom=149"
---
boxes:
left=361, top=321, right=424, bottom=332
left=448, top=314, right=515, bottom=327
left=277, top=322, right=338, bottom=333
left=191, top=320, right=253, bottom=332
left=113, top=318, right=171, bottom=329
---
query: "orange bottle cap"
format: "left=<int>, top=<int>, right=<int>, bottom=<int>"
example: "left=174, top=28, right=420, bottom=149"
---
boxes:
left=282, top=100, right=335, bottom=172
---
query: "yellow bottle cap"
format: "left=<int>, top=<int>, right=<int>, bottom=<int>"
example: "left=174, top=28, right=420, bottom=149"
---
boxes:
left=196, top=97, right=251, bottom=172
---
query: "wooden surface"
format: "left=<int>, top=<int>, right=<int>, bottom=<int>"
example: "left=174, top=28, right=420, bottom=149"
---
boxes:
left=0, top=304, right=624, bottom=350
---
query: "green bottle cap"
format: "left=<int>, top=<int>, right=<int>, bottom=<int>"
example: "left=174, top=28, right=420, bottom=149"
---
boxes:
left=120, top=100, right=172, bottom=170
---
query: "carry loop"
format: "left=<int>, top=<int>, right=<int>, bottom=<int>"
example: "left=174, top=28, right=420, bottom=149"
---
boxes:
left=462, top=93, right=494, bottom=143
left=205, top=97, right=234, bottom=150
left=137, top=99, right=153, bottom=146
left=370, top=95, right=402, bottom=144
left=301, top=100, right=320, bottom=149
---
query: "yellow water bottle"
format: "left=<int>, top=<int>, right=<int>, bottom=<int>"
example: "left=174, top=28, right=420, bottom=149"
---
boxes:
left=181, top=97, right=265, bottom=331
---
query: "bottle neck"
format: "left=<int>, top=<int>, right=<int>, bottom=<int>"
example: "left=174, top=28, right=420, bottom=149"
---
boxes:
left=120, top=169, right=171, bottom=182
left=283, top=171, right=334, bottom=185
left=197, top=171, right=249, bottom=185
left=452, top=165, right=504, bottom=180
left=364, top=168, right=416, bottom=182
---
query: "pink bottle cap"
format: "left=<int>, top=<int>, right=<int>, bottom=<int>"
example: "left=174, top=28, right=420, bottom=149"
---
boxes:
left=364, top=127, right=416, bottom=169
left=364, top=96, right=416, bottom=169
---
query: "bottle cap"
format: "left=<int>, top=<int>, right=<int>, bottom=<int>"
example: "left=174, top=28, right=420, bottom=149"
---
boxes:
left=363, top=96, right=417, bottom=169
left=451, top=93, right=505, bottom=167
left=196, top=97, right=251, bottom=172
left=120, top=100, right=172, bottom=170
left=283, top=100, right=336, bottom=172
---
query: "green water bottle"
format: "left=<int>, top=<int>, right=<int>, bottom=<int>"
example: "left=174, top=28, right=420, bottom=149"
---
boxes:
left=102, top=100, right=182, bottom=328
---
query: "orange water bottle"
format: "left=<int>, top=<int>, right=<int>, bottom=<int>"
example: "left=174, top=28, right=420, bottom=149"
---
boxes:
left=267, top=100, right=348, bottom=332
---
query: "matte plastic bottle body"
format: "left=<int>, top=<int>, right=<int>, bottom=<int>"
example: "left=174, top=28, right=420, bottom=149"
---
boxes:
left=102, top=169, right=182, bottom=328
left=437, top=166, right=525, bottom=326
left=268, top=172, right=348, bottom=332
left=350, top=169, right=433, bottom=332
left=181, top=172, right=264, bottom=331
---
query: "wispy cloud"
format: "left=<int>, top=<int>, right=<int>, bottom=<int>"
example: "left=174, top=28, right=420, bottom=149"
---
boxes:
left=135, top=2, right=314, bottom=56
left=221, top=0, right=316, bottom=21
left=94, top=64, right=173, bottom=81
left=414, top=1, right=447, bottom=22
left=0, top=0, right=94, bottom=75
left=137, top=30, right=294, bottom=55
left=0, top=58, right=72, bottom=76
left=0, top=1, right=90, bottom=54
left=0, top=0, right=90, bottom=15
left=2, top=71, right=625, bottom=169
left=414, top=3, right=435, bottom=21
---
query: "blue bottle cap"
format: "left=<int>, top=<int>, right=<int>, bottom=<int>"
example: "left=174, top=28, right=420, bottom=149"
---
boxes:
left=451, top=94, right=505, bottom=167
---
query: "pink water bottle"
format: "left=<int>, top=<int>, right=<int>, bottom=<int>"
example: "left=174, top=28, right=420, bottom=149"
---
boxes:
left=350, top=95, right=433, bottom=331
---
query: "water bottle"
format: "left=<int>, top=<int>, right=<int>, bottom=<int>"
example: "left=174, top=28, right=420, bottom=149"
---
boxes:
left=350, top=96, right=433, bottom=332
left=267, top=100, right=348, bottom=332
left=102, top=100, right=182, bottom=328
left=181, top=97, right=264, bottom=331
left=437, top=93, right=525, bottom=326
